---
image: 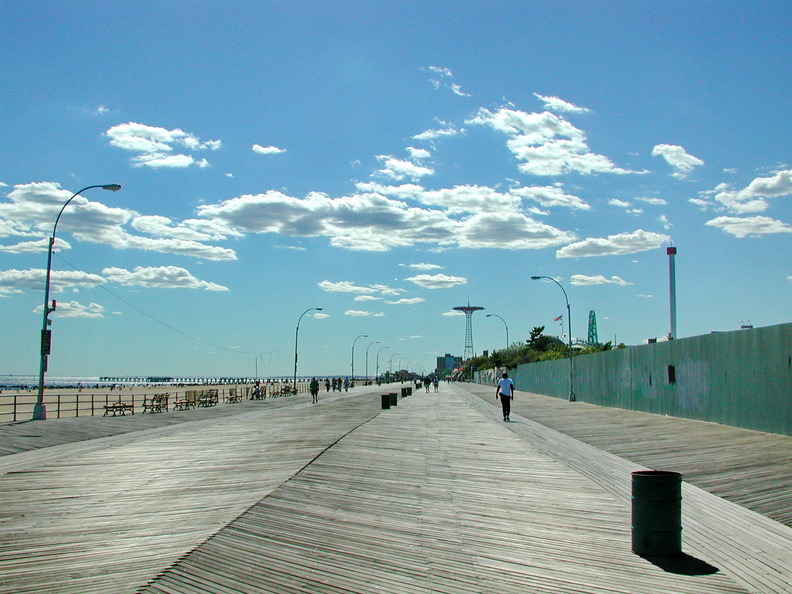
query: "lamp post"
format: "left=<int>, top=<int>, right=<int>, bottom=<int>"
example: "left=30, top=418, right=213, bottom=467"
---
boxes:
left=397, top=356, right=407, bottom=379
left=33, top=183, right=121, bottom=421
left=350, top=334, right=368, bottom=384
left=388, top=352, right=400, bottom=375
left=486, top=314, right=510, bottom=351
left=293, top=307, right=323, bottom=391
left=375, top=345, right=389, bottom=381
left=365, top=340, right=380, bottom=381
left=531, top=275, right=575, bottom=402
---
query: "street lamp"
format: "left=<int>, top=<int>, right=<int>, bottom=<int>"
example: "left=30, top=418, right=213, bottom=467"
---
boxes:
left=397, top=356, right=407, bottom=379
left=486, top=314, right=510, bottom=351
left=531, top=275, right=575, bottom=401
left=365, top=340, right=380, bottom=381
left=293, top=307, right=323, bottom=391
left=388, top=352, right=400, bottom=375
left=33, top=183, right=121, bottom=421
left=375, top=345, right=389, bottom=381
left=350, top=334, right=368, bottom=383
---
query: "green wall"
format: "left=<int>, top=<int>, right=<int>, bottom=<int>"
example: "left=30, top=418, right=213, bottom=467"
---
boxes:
left=478, top=322, right=792, bottom=436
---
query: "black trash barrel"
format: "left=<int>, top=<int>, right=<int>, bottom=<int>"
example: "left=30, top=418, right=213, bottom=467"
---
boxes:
left=389, top=392, right=398, bottom=406
left=406, top=387, right=412, bottom=396
left=381, top=394, right=390, bottom=409
left=631, top=470, right=682, bottom=556
left=401, top=387, right=408, bottom=398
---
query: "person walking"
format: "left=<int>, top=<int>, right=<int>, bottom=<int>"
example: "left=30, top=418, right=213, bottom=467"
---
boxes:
left=310, top=377, right=320, bottom=404
left=496, top=372, right=515, bottom=421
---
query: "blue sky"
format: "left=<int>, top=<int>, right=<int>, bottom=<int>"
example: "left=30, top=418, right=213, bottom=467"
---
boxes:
left=1, top=1, right=790, bottom=379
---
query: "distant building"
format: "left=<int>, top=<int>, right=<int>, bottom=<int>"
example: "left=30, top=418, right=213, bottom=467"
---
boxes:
left=436, top=353, right=462, bottom=373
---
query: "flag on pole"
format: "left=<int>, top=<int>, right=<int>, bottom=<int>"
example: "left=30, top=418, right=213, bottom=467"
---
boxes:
left=554, top=315, right=563, bottom=321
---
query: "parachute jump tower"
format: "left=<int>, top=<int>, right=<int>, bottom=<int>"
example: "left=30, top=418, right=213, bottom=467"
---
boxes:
left=453, top=303, right=485, bottom=360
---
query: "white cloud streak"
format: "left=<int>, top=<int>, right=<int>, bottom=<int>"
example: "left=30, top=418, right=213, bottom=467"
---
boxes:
left=106, top=121, right=221, bottom=169
left=651, top=144, right=704, bottom=179
left=556, top=230, right=670, bottom=258
left=468, top=107, right=639, bottom=176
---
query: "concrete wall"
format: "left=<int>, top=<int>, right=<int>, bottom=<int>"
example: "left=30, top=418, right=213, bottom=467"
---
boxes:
left=477, top=322, right=792, bottom=436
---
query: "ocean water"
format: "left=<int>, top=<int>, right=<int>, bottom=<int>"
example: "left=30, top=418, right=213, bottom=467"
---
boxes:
left=0, top=375, right=306, bottom=389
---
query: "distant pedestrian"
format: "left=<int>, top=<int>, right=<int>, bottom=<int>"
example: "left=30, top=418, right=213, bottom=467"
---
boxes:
left=343, top=377, right=349, bottom=392
left=325, top=378, right=331, bottom=392
left=496, top=372, right=515, bottom=421
left=423, top=376, right=431, bottom=392
left=432, top=377, right=439, bottom=392
left=310, top=377, right=319, bottom=403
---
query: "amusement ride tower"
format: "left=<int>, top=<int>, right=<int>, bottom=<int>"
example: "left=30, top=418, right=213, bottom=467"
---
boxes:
left=453, top=303, right=485, bottom=360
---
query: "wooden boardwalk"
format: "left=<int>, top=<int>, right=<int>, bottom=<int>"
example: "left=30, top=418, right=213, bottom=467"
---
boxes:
left=0, top=384, right=789, bottom=593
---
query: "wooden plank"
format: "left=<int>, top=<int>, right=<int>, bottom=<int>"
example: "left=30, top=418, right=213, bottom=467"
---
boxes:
left=141, top=388, right=749, bottom=594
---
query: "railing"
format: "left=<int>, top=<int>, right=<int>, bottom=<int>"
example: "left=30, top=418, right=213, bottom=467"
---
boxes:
left=0, top=381, right=311, bottom=423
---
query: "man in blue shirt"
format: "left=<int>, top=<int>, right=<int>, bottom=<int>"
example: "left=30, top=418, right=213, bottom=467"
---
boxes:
left=496, top=372, right=515, bottom=421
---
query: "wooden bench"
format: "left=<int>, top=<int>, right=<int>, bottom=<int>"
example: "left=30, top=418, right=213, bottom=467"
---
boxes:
left=173, top=391, right=197, bottom=410
left=141, top=393, right=169, bottom=413
left=103, top=400, right=134, bottom=416
left=225, top=389, right=241, bottom=404
left=272, top=385, right=295, bottom=397
left=197, top=389, right=219, bottom=407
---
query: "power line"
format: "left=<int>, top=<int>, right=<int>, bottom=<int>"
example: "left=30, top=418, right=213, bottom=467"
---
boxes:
left=53, top=253, right=283, bottom=357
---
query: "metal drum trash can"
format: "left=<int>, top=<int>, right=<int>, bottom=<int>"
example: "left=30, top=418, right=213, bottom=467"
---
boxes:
left=406, top=387, right=412, bottom=396
left=401, top=387, right=408, bottom=398
left=631, top=470, right=682, bottom=556
left=381, top=394, right=390, bottom=409
left=389, top=392, right=398, bottom=406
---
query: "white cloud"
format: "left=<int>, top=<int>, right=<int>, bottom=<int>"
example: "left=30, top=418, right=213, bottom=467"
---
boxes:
left=252, top=144, right=286, bottom=155
left=404, top=273, right=467, bottom=289
left=344, top=310, right=384, bottom=317
left=705, top=216, right=792, bottom=238
left=455, top=211, right=575, bottom=250
left=0, top=237, right=61, bottom=253
left=354, top=295, right=381, bottom=302
left=106, top=121, right=221, bottom=169
left=319, top=280, right=401, bottom=296
left=703, top=169, right=792, bottom=214
left=442, top=309, right=465, bottom=316
left=636, top=196, right=668, bottom=206
left=35, top=300, right=105, bottom=318
left=556, top=229, right=670, bottom=258
left=375, top=155, right=434, bottom=181
left=570, top=274, right=633, bottom=286
left=533, top=93, right=591, bottom=114
left=651, top=144, right=704, bottom=179
left=427, top=66, right=453, bottom=77
left=422, top=66, right=470, bottom=97
left=406, top=147, right=431, bottom=160
left=418, top=185, right=519, bottom=214
left=512, top=185, right=590, bottom=210
left=385, top=297, right=426, bottom=305
left=319, top=280, right=378, bottom=294
left=401, top=262, right=443, bottom=271
left=609, top=199, right=633, bottom=209
left=0, top=268, right=106, bottom=295
left=468, top=107, right=638, bottom=176
left=412, top=125, right=463, bottom=141
left=102, top=266, right=229, bottom=291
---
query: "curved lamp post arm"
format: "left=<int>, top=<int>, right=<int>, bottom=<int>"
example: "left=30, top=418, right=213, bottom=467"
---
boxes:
left=293, top=307, right=323, bottom=388
left=375, top=345, right=389, bottom=378
left=486, top=314, right=509, bottom=350
left=531, top=275, right=575, bottom=402
left=351, top=334, right=368, bottom=382
left=365, top=340, right=380, bottom=380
